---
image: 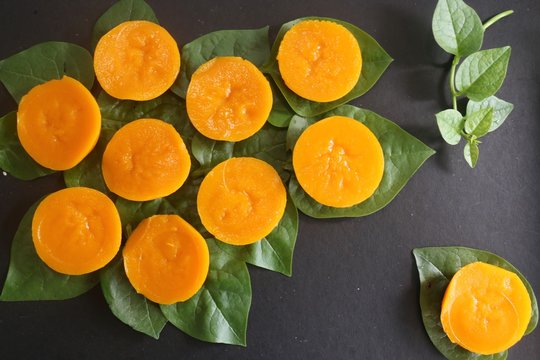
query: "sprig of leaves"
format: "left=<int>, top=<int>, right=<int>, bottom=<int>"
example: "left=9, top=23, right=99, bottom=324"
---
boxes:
left=433, top=0, right=514, bottom=168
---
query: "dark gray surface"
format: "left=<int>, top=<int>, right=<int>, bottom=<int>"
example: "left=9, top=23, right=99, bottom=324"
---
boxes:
left=0, top=0, right=539, bottom=359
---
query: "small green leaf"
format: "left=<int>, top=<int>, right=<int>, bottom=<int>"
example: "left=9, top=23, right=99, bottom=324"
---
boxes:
left=265, top=17, right=392, bottom=117
left=287, top=105, right=435, bottom=218
left=161, top=239, right=251, bottom=346
left=413, top=246, right=538, bottom=360
left=466, top=96, right=513, bottom=132
left=432, top=0, right=484, bottom=57
left=191, top=123, right=289, bottom=181
left=0, top=201, right=98, bottom=301
left=0, top=112, right=55, bottom=180
left=100, top=255, right=167, bottom=339
left=171, top=27, right=270, bottom=98
left=216, top=196, right=298, bottom=276
left=455, top=47, right=511, bottom=101
left=0, top=42, right=94, bottom=103
left=464, top=107, right=493, bottom=138
left=91, top=0, right=159, bottom=50
left=463, top=140, right=479, bottom=168
left=436, top=109, right=464, bottom=145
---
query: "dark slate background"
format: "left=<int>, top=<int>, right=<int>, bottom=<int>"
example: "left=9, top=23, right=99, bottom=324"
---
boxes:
left=0, top=1, right=538, bottom=359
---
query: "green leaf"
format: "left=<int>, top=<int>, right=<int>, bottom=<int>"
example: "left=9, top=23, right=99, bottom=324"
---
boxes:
left=116, top=176, right=205, bottom=236
left=64, top=91, right=196, bottom=192
left=0, top=41, right=94, bottom=103
left=161, top=239, right=251, bottom=346
left=0, top=201, right=98, bottom=301
left=455, top=47, right=511, bottom=101
left=190, top=135, right=234, bottom=174
left=413, top=246, right=538, bottom=360
left=286, top=115, right=309, bottom=151
left=216, top=196, right=298, bottom=276
left=190, top=123, right=290, bottom=181
left=171, top=27, right=271, bottom=98
left=287, top=105, right=435, bottom=218
left=91, top=0, right=159, bottom=50
left=0, top=112, right=55, bottom=180
left=464, top=107, right=493, bottom=138
left=463, top=140, right=479, bottom=168
left=100, top=255, right=167, bottom=339
left=63, top=128, right=115, bottom=194
left=432, top=0, right=484, bottom=57
left=436, top=109, right=464, bottom=145
left=265, top=17, right=392, bottom=117
left=98, top=91, right=195, bottom=140
left=267, top=83, right=295, bottom=128
left=466, top=96, right=513, bottom=132
left=116, top=197, right=177, bottom=235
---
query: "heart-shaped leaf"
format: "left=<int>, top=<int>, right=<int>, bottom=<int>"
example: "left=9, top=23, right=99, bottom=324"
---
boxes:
left=0, top=42, right=94, bottom=103
left=100, top=255, right=167, bottom=339
left=0, top=201, right=98, bottom=301
left=413, top=246, right=538, bottom=360
left=464, top=107, right=492, bottom=138
left=432, top=0, right=484, bottom=57
left=287, top=105, right=435, bottom=218
left=456, top=47, right=511, bottom=101
left=161, top=239, right=251, bottom=346
left=216, top=196, right=298, bottom=276
left=264, top=17, right=392, bottom=117
left=436, top=109, right=464, bottom=145
left=466, top=96, right=513, bottom=132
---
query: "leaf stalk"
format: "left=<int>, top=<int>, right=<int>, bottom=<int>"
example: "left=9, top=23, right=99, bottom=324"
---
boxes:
left=449, top=56, right=461, bottom=110
left=483, top=10, right=514, bottom=30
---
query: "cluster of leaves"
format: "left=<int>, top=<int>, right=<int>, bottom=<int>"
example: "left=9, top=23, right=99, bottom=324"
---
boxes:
left=414, top=247, right=538, bottom=360
left=433, top=0, right=514, bottom=167
left=0, top=0, right=434, bottom=346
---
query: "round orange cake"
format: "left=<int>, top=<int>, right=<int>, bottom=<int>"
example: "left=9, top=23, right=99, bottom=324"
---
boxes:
left=441, top=262, right=532, bottom=354
left=186, top=57, right=272, bottom=142
left=197, top=157, right=286, bottom=245
left=17, top=76, right=101, bottom=170
left=123, top=215, right=209, bottom=304
left=32, top=187, right=121, bottom=275
left=102, top=118, right=191, bottom=201
left=277, top=20, right=362, bottom=102
left=94, top=20, right=180, bottom=101
left=293, top=116, right=384, bottom=208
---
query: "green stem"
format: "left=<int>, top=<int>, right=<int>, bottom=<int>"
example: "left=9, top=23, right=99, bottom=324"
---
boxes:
left=449, top=56, right=460, bottom=110
left=483, top=10, right=514, bottom=30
